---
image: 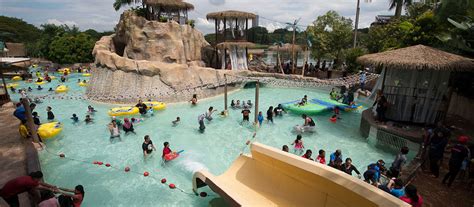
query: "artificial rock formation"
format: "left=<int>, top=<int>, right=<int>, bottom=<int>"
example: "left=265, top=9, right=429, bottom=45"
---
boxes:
left=87, top=11, right=240, bottom=103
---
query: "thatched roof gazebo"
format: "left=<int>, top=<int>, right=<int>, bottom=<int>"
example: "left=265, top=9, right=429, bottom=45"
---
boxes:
left=143, top=0, right=194, bottom=22
left=357, top=44, right=474, bottom=124
left=207, top=10, right=256, bottom=70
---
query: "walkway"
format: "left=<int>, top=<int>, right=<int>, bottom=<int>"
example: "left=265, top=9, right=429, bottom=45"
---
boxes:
left=0, top=103, right=30, bottom=206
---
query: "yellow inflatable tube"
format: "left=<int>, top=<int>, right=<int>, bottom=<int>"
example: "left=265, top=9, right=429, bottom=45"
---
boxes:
left=35, top=81, right=46, bottom=85
left=38, top=122, right=63, bottom=139
left=58, top=68, right=71, bottom=73
left=143, top=101, right=166, bottom=110
left=12, top=76, right=22, bottom=81
left=78, top=82, right=88, bottom=87
left=82, top=73, right=91, bottom=77
left=108, top=106, right=139, bottom=116
left=7, top=83, right=19, bottom=88
left=55, top=85, right=68, bottom=93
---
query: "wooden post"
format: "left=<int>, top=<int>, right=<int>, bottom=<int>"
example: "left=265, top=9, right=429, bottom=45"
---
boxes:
left=381, top=68, right=387, bottom=93
left=245, top=19, right=249, bottom=40
left=224, top=48, right=227, bottom=69
left=215, top=20, right=219, bottom=69
left=21, top=98, right=39, bottom=143
left=254, top=80, right=259, bottom=124
left=0, top=67, right=10, bottom=98
left=224, top=74, right=228, bottom=112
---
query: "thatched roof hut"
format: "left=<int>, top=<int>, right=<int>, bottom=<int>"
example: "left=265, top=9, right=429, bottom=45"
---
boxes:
left=4, top=43, right=26, bottom=57
left=268, top=43, right=304, bottom=52
left=144, top=0, right=194, bottom=11
left=206, top=10, right=256, bottom=20
left=357, top=45, right=474, bottom=71
left=216, top=41, right=255, bottom=49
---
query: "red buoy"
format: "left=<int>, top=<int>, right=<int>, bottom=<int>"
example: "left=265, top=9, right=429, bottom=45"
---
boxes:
left=124, top=167, right=130, bottom=172
left=93, top=161, right=98, bottom=164
left=200, top=192, right=208, bottom=197
left=98, top=162, right=103, bottom=165
left=105, top=163, right=111, bottom=167
left=169, top=183, right=176, bottom=189
left=59, top=153, right=65, bottom=158
left=161, top=178, right=167, bottom=183
left=144, top=171, right=149, bottom=177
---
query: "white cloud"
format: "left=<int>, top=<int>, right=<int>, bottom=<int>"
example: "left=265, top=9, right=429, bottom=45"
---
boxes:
left=46, top=19, right=78, bottom=27
left=196, top=17, right=215, bottom=34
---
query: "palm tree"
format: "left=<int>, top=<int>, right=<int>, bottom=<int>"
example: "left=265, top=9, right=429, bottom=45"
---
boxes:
left=113, top=0, right=142, bottom=11
left=389, top=0, right=413, bottom=18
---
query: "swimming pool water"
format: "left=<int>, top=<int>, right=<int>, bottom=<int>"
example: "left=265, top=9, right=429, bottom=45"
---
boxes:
left=8, top=70, right=417, bottom=206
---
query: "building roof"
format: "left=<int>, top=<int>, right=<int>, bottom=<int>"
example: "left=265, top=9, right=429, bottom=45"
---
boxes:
left=4, top=43, right=26, bottom=57
left=216, top=41, right=255, bottom=49
left=143, top=0, right=194, bottom=10
left=268, top=43, right=304, bottom=52
left=357, top=45, right=474, bottom=71
left=207, top=10, right=257, bottom=20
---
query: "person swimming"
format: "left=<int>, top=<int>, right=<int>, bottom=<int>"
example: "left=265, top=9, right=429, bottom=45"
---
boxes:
left=172, top=117, right=180, bottom=126
left=71, top=114, right=79, bottom=122
left=230, top=100, right=236, bottom=108
left=27, top=87, right=32, bottom=92
left=84, top=115, right=93, bottom=124
left=37, top=85, right=43, bottom=90
left=87, top=105, right=97, bottom=113
left=77, top=79, right=81, bottom=83
left=247, top=100, right=253, bottom=107
left=274, top=104, right=285, bottom=116
left=48, top=88, right=53, bottom=92
left=235, top=100, right=241, bottom=108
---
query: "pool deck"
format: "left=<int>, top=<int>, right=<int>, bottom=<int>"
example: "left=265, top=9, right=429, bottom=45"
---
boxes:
left=0, top=102, right=31, bottom=206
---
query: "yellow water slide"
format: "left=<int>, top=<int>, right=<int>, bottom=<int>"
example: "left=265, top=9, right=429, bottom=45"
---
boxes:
left=193, top=142, right=410, bottom=207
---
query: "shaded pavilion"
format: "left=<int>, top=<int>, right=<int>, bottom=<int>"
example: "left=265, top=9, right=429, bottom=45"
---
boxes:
left=358, top=45, right=474, bottom=124
left=143, top=0, right=194, bottom=23
left=207, top=10, right=256, bottom=70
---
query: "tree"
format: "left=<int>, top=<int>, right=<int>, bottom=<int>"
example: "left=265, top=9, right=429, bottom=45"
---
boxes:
left=307, top=10, right=353, bottom=68
left=48, top=33, right=95, bottom=64
left=0, top=16, right=41, bottom=42
left=389, top=0, right=413, bottom=18
left=248, top=26, right=269, bottom=45
left=113, top=0, right=141, bottom=11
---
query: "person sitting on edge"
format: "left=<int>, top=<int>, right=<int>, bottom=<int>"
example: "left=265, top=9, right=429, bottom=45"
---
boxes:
left=71, top=114, right=79, bottom=123
left=316, top=149, right=326, bottom=164
left=56, top=185, right=85, bottom=207
left=135, top=100, right=148, bottom=115
left=329, top=149, right=343, bottom=166
left=400, top=185, right=423, bottom=207
left=190, top=94, right=198, bottom=105
left=142, top=135, right=155, bottom=157
left=379, top=178, right=405, bottom=198
left=257, top=111, right=264, bottom=126
left=84, top=115, right=93, bottom=124
left=172, top=117, right=180, bottom=126
left=19, top=119, right=30, bottom=139
left=302, top=149, right=314, bottom=161
left=0, top=171, right=59, bottom=207
left=241, top=106, right=251, bottom=122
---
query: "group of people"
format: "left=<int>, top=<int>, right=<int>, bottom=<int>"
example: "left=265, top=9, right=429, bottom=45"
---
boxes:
left=282, top=135, right=423, bottom=206
left=0, top=171, right=84, bottom=207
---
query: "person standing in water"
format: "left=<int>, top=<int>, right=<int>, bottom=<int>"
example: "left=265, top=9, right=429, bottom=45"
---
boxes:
left=46, top=106, right=55, bottom=121
left=57, top=185, right=85, bottom=207
left=266, top=106, right=274, bottom=123
left=142, top=135, right=156, bottom=157
left=291, top=135, right=305, bottom=155
left=257, top=111, right=264, bottom=126
left=241, top=106, right=251, bottom=122
left=205, top=107, right=217, bottom=121
left=198, top=114, right=206, bottom=133
left=108, top=120, right=121, bottom=142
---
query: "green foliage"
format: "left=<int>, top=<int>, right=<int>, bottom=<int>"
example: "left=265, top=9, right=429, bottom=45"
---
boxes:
left=48, top=33, right=95, bottom=64
left=247, top=26, right=270, bottom=45
left=0, top=16, right=41, bottom=43
left=344, top=47, right=367, bottom=73
left=307, top=10, right=353, bottom=67
left=186, top=20, right=195, bottom=28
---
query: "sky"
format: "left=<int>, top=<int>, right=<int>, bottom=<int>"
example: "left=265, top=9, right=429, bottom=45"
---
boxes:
left=0, top=0, right=395, bottom=34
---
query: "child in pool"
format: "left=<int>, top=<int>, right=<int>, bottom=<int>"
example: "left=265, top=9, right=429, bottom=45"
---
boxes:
left=87, top=105, right=97, bottom=113
left=330, top=115, right=338, bottom=123
left=48, top=88, right=53, bottom=92
left=172, top=117, right=180, bottom=126
left=84, top=115, right=93, bottom=124
left=291, top=135, right=305, bottom=155
left=71, top=114, right=79, bottom=122
left=235, top=100, right=241, bottom=108
left=131, top=117, right=143, bottom=124
left=162, top=142, right=177, bottom=160
left=46, top=106, right=55, bottom=121
left=257, top=111, right=264, bottom=126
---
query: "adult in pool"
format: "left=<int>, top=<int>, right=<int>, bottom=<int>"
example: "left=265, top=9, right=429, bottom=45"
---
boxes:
left=108, top=120, right=121, bottom=142
left=122, top=118, right=135, bottom=134
left=302, top=149, right=313, bottom=161
left=71, top=114, right=79, bottom=123
left=205, top=106, right=217, bottom=121
left=162, top=141, right=175, bottom=159
left=241, top=106, right=251, bottom=122
left=142, top=135, right=156, bottom=157
left=282, top=145, right=289, bottom=152
left=37, top=85, right=43, bottom=90
left=172, top=117, right=180, bottom=126
left=340, top=158, right=361, bottom=178
left=273, top=104, right=285, bottom=116
left=84, top=115, right=93, bottom=124
left=46, top=106, right=55, bottom=121
left=198, top=114, right=206, bottom=133
left=266, top=106, right=274, bottom=123
left=135, top=100, right=148, bottom=115
left=230, top=100, right=236, bottom=108
left=48, top=88, right=53, bottom=92
left=56, top=185, right=85, bottom=207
